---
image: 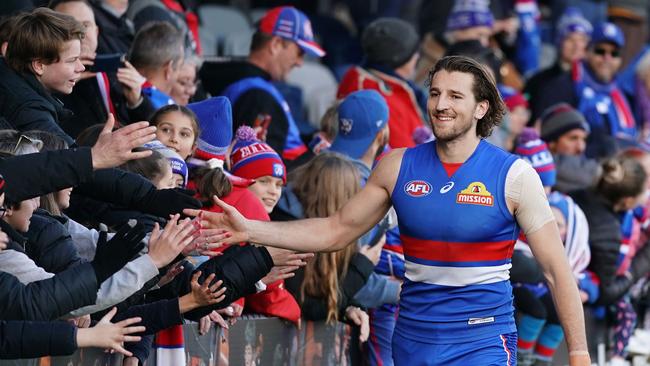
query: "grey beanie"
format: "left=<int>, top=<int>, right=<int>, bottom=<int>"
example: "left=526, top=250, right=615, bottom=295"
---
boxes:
left=540, top=103, right=590, bottom=142
left=362, top=18, right=420, bottom=69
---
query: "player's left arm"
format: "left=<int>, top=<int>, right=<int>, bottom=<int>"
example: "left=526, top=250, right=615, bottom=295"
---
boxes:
left=507, top=161, right=591, bottom=366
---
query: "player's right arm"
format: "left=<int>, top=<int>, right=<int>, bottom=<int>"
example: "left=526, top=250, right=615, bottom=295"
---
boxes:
left=186, top=150, right=404, bottom=253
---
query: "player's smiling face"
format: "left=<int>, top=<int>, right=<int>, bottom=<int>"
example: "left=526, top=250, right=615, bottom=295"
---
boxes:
left=427, top=70, right=485, bottom=143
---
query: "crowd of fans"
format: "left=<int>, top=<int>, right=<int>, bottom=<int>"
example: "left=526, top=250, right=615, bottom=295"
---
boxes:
left=3, top=0, right=650, bottom=365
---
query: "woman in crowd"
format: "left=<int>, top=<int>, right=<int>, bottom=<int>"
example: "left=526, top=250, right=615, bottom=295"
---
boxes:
left=273, top=152, right=381, bottom=343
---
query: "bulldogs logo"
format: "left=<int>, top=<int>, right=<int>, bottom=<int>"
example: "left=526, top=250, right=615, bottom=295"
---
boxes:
left=339, top=118, right=353, bottom=135
left=273, top=163, right=284, bottom=178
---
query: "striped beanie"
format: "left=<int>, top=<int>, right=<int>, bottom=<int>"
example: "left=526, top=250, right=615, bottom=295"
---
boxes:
left=446, top=0, right=494, bottom=32
left=230, top=126, right=286, bottom=183
left=143, top=140, right=189, bottom=188
left=187, top=96, right=232, bottom=161
left=515, top=128, right=557, bottom=187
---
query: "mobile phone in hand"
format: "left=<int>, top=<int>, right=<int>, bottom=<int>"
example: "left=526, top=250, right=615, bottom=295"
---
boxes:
left=88, top=53, right=125, bottom=73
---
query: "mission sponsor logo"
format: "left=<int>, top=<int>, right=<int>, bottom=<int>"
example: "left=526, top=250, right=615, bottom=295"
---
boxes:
left=456, top=182, right=494, bottom=206
left=404, top=180, right=432, bottom=197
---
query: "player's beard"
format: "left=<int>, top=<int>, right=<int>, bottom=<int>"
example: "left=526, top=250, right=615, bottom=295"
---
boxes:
left=429, top=113, right=474, bottom=143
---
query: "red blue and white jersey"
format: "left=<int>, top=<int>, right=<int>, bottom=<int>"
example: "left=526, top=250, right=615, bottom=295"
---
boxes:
left=391, top=140, right=520, bottom=344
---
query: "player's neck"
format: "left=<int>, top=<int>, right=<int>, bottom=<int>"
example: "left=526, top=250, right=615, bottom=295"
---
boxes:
left=435, top=133, right=481, bottom=164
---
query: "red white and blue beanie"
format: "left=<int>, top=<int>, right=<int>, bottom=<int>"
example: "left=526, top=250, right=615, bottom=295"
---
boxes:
left=230, top=126, right=286, bottom=183
left=515, top=128, right=557, bottom=187
left=187, top=96, right=232, bottom=161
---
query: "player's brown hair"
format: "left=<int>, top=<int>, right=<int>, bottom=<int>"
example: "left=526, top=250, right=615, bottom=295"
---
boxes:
left=426, top=55, right=506, bottom=138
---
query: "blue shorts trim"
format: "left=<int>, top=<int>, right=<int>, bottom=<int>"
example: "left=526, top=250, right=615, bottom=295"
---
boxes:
left=392, top=331, right=517, bottom=366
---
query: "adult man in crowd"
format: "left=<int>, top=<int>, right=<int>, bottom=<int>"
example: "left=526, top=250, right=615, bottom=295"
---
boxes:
left=539, top=103, right=601, bottom=194
left=200, top=6, right=324, bottom=162
left=190, top=56, right=591, bottom=365
left=337, top=18, right=425, bottom=148
left=534, top=22, right=636, bottom=156
left=526, top=7, right=592, bottom=122
left=129, top=21, right=184, bottom=108
left=88, top=0, right=134, bottom=54
left=52, top=0, right=156, bottom=138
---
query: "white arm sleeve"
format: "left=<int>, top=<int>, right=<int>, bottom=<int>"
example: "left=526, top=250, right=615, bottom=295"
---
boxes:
left=505, top=159, right=555, bottom=236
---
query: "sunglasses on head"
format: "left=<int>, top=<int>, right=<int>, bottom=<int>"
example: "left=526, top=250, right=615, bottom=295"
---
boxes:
left=593, top=47, right=620, bottom=58
left=11, top=134, right=42, bottom=155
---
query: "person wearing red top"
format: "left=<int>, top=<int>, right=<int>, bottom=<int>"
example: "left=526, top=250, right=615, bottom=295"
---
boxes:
left=337, top=18, right=426, bottom=149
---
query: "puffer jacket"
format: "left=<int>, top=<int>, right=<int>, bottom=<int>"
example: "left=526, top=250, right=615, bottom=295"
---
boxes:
left=25, top=209, right=83, bottom=273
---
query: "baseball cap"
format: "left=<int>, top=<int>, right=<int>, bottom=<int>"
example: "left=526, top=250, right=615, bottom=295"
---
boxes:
left=258, top=6, right=325, bottom=57
left=590, top=22, right=625, bottom=48
left=330, top=90, right=389, bottom=160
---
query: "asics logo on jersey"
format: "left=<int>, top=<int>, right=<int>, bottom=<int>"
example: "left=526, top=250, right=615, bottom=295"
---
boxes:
left=405, top=180, right=432, bottom=197
left=439, top=182, right=454, bottom=194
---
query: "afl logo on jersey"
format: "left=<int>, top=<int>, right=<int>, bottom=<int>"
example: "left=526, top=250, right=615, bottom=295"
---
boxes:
left=405, top=180, right=432, bottom=197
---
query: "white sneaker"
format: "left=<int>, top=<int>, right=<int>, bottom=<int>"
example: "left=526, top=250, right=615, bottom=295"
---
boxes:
left=628, top=333, right=650, bottom=356
left=608, top=357, right=630, bottom=366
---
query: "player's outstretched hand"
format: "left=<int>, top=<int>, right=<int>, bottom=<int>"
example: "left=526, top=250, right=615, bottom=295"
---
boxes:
left=76, top=307, right=145, bottom=356
left=345, top=306, right=369, bottom=343
left=183, top=196, right=250, bottom=245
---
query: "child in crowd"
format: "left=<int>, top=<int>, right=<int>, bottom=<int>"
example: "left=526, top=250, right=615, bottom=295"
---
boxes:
left=230, top=126, right=286, bottom=214
left=151, top=104, right=201, bottom=161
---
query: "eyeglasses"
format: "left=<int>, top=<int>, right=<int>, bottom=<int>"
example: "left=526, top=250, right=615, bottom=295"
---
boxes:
left=0, top=206, right=7, bottom=219
left=593, top=47, right=621, bottom=58
left=11, top=134, right=42, bottom=155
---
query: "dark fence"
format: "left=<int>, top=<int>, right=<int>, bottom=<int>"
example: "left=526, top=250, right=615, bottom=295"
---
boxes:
left=0, top=316, right=362, bottom=366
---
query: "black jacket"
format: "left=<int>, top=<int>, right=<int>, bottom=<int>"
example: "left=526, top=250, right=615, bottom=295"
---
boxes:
left=67, top=167, right=199, bottom=229
left=0, top=320, right=77, bottom=359
left=57, top=73, right=156, bottom=139
left=183, top=244, right=274, bottom=321
left=0, top=58, right=74, bottom=145
left=0, top=220, right=98, bottom=321
left=285, top=254, right=374, bottom=321
left=571, top=189, right=634, bottom=305
left=200, top=60, right=290, bottom=157
left=25, top=210, right=83, bottom=273
left=90, top=0, right=135, bottom=54
left=0, top=147, right=94, bottom=204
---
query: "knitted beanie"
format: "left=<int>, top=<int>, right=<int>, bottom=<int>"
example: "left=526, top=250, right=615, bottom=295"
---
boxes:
left=555, top=7, right=592, bottom=45
left=361, top=18, right=420, bottom=69
left=515, top=128, right=557, bottom=187
left=539, top=103, right=590, bottom=142
left=187, top=96, right=232, bottom=161
left=143, top=140, right=189, bottom=188
left=230, top=126, right=286, bottom=183
left=500, top=85, right=528, bottom=111
left=446, top=0, right=494, bottom=32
